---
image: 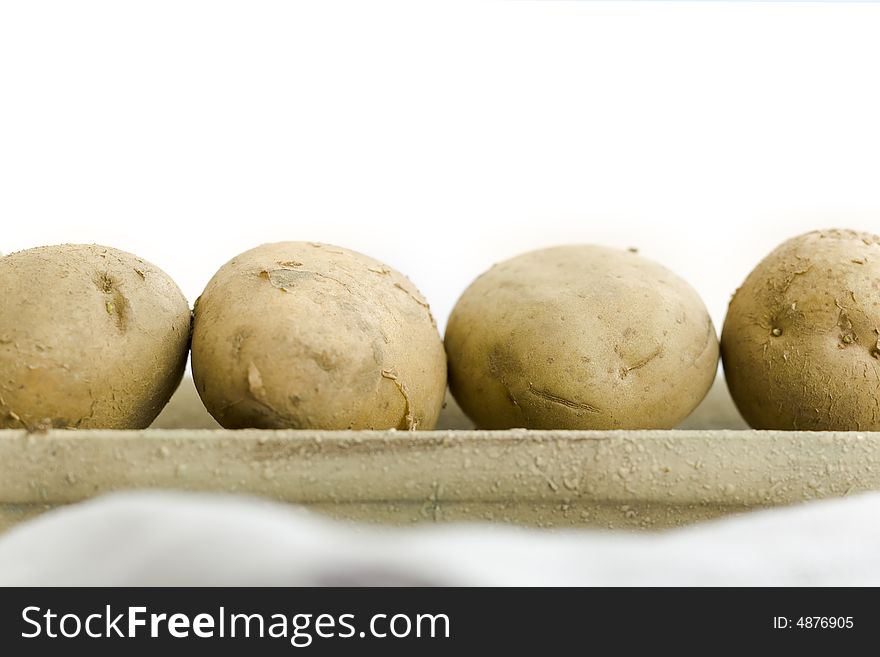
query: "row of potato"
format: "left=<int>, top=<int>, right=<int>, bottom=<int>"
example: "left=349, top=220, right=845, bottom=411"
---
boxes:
left=0, top=228, right=877, bottom=432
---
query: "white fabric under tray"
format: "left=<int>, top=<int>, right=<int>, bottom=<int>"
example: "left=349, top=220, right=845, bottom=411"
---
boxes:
left=0, top=491, right=877, bottom=586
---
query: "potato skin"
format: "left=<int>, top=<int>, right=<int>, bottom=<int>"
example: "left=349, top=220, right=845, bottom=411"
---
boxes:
left=0, top=244, right=191, bottom=429
left=721, top=229, right=880, bottom=430
left=191, top=242, right=446, bottom=430
left=445, top=245, right=718, bottom=430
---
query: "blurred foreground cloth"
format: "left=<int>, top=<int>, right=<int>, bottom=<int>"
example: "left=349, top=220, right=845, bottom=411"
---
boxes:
left=0, top=491, right=877, bottom=586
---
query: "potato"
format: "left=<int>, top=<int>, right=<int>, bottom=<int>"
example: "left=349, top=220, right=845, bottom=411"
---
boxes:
left=721, top=229, right=880, bottom=430
left=191, top=242, right=446, bottom=430
left=0, top=244, right=191, bottom=429
left=445, top=245, right=718, bottom=429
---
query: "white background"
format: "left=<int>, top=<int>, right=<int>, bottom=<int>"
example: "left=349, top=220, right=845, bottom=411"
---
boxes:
left=2, top=1, right=879, bottom=331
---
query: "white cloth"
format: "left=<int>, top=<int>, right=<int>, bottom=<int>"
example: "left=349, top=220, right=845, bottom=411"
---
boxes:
left=0, top=491, right=877, bottom=586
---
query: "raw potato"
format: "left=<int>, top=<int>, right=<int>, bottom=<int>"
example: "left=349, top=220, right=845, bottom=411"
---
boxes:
left=0, top=244, right=191, bottom=430
left=191, top=242, right=446, bottom=430
left=445, top=245, right=718, bottom=430
left=721, top=229, right=880, bottom=430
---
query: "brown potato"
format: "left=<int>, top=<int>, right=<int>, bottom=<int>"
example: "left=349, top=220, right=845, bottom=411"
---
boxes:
left=191, top=242, right=446, bottom=430
left=445, top=245, right=718, bottom=429
left=721, top=229, right=880, bottom=430
left=0, top=244, right=191, bottom=429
